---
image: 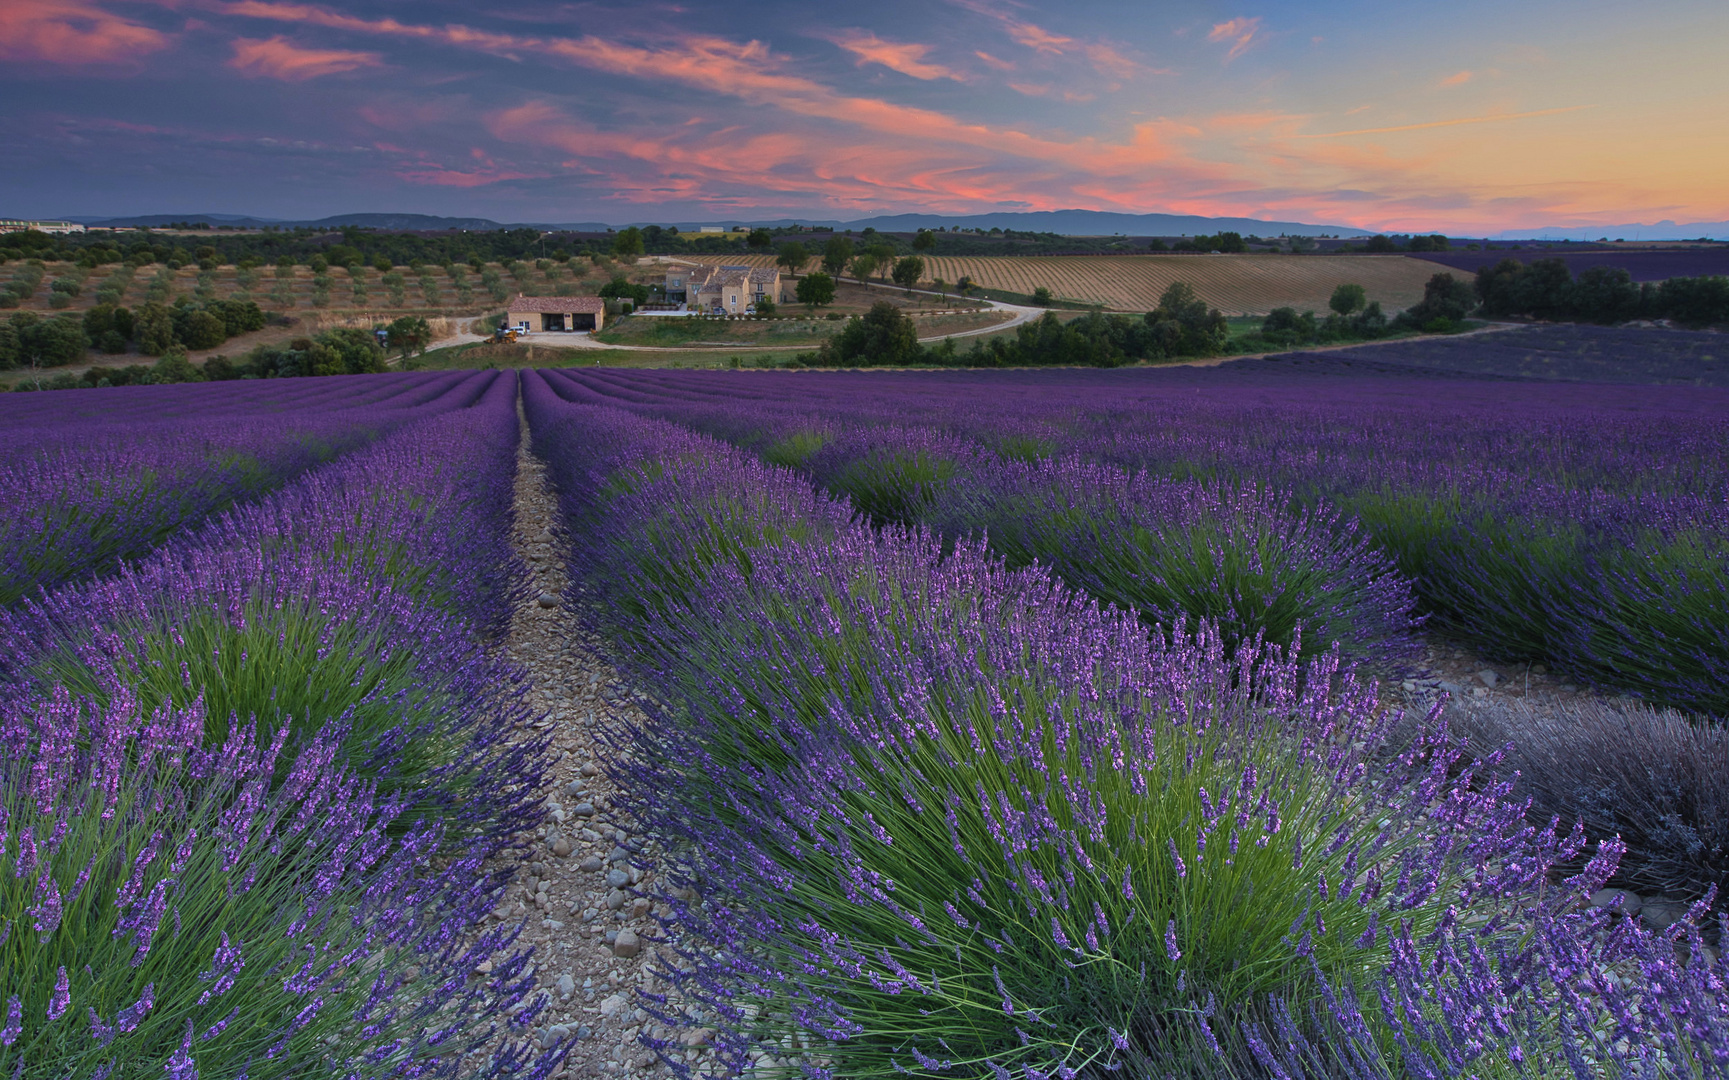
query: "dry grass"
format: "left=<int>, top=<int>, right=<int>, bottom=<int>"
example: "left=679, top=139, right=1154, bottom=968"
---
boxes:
left=920, top=254, right=1445, bottom=315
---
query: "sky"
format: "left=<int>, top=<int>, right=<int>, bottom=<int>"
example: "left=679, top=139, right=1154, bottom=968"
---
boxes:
left=3, top=0, right=1727, bottom=233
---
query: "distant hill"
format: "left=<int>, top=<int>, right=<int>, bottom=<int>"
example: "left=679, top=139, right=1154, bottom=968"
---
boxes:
left=66, top=208, right=1357, bottom=238
left=835, top=210, right=1358, bottom=237
left=69, top=212, right=614, bottom=232
left=1487, top=220, right=1729, bottom=242
left=72, top=206, right=1722, bottom=240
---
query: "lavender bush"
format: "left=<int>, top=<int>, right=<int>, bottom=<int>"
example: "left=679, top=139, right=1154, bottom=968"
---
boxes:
left=524, top=386, right=1611, bottom=1077
left=0, top=372, right=484, bottom=606
left=1, top=371, right=560, bottom=1075
left=4, top=371, right=542, bottom=844
left=0, top=680, right=557, bottom=1079
left=925, top=455, right=1420, bottom=669
left=540, top=366, right=1729, bottom=717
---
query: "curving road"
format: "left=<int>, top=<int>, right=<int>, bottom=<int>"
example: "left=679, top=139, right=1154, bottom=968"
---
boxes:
left=422, top=282, right=1041, bottom=355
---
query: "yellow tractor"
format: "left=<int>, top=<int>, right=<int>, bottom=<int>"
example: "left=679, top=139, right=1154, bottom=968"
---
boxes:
left=491, top=325, right=519, bottom=344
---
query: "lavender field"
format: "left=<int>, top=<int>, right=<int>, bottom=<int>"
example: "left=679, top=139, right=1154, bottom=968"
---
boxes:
left=1258, top=324, right=1729, bottom=386
left=5, top=363, right=1728, bottom=1078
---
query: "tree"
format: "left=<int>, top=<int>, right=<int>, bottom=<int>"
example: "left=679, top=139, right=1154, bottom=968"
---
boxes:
left=372, top=255, right=394, bottom=272
left=1146, top=282, right=1229, bottom=356
left=821, top=235, right=854, bottom=275
left=12, top=312, right=90, bottom=367
left=177, top=310, right=227, bottom=350
left=866, top=242, right=896, bottom=280
left=824, top=301, right=922, bottom=366
left=598, top=276, right=650, bottom=305
left=1364, top=235, right=1401, bottom=253
left=1031, top=286, right=1053, bottom=307
left=1398, top=273, right=1477, bottom=329
left=83, top=304, right=135, bottom=351
left=1474, top=258, right=1526, bottom=317
left=1328, top=283, right=1367, bottom=317
left=849, top=255, right=877, bottom=286
left=776, top=242, right=808, bottom=275
left=912, top=229, right=936, bottom=253
left=611, top=227, right=645, bottom=259
left=135, top=302, right=176, bottom=356
left=755, top=296, right=777, bottom=318
left=796, top=272, right=836, bottom=307
left=1568, top=266, right=1640, bottom=323
left=747, top=228, right=774, bottom=251
left=320, top=326, right=388, bottom=373
left=891, top=255, right=924, bottom=292
left=386, top=316, right=432, bottom=360
left=151, top=348, right=204, bottom=384
left=1192, top=231, right=1248, bottom=254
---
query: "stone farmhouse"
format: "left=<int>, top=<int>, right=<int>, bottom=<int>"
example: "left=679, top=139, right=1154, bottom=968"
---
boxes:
left=504, top=295, right=606, bottom=332
left=661, top=263, right=795, bottom=313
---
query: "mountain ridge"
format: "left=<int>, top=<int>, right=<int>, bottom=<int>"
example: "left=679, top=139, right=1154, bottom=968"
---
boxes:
left=57, top=209, right=1729, bottom=240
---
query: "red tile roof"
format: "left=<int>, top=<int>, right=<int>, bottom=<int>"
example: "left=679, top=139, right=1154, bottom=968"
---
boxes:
left=507, top=294, right=605, bottom=313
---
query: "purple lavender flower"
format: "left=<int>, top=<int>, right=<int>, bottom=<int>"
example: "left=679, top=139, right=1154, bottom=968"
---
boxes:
left=47, top=966, right=69, bottom=1021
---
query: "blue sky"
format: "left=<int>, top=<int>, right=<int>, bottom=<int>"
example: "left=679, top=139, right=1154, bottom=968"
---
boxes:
left=3, top=0, right=1725, bottom=231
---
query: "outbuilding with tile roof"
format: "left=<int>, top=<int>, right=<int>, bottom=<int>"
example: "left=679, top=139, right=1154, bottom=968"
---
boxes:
left=505, top=294, right=607, bottom=332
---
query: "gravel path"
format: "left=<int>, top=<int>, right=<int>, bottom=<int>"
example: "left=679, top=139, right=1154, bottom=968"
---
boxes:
left=476, top=422, right=715, bottom=1078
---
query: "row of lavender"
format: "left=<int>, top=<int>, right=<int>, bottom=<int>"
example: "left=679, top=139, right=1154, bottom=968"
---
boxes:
left=0, top=373, right=563, bottom=1078
left=547, top=365, right=1729, bottom=720
left=0, top=373, right=489, bottom=606
left=523, top=370, right=1727, bottom=1078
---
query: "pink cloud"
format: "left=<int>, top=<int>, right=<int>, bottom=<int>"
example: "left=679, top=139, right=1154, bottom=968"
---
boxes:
left=0, top=0, right=168, bottom=65
left=1208, top=17, right=1262, bottom=61
left=1439, top=70, right=1473, bottom=87
left=228, top=35, right=381, bottom=79
left=973, top=49, right=1014, bottom=71
left=1004, top=19, right=1072, bottom=54
left=825, top=30, right=963, bottom=81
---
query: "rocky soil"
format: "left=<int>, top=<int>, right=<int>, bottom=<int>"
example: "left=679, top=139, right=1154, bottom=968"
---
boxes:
left=472, top=428, right=719, bottom=1078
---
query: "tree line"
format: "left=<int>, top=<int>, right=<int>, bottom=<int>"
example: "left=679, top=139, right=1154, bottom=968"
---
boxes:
left=793, top=284, right=1231, bottom=369
left=0, top=298, right=266, bottom=371
left=4, top=320, right=431, bottom=392
left=1474, top=258, right=1728, bottom=326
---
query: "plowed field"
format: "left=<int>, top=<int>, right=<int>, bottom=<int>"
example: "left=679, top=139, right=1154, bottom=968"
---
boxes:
left=921, top=254, right=1444, bottom=314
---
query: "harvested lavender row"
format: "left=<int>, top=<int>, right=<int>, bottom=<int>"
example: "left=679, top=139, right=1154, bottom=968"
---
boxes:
left=0, top=371, right=486, bottom=605
left=522, top=375, right=1725, bottom=1077
left=548, top=366, right=1729, bottom=717
left=0, top=371, right=564, bottom=1078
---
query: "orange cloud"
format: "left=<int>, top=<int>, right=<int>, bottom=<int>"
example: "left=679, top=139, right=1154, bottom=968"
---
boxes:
left=1439, top=70, right=1473, bottom=87
left=826, top=30, right=963, bottom=81
left=228, top=35, right=381, bottom=79
left=0, top=0, right=168, bottom=65
left=1208, top=17, right=1262, bottom=61
left=973, top=49, right=1014, bottom=71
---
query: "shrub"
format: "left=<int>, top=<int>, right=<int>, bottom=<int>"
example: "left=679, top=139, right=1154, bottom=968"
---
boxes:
left=926, top=455, right=1421, bottom=668
left=1457, top=698, right=1729, bottom=907
left=526, top=398, right=1579, bottom=1077
left=0, top=685, right=535, bottom=1079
